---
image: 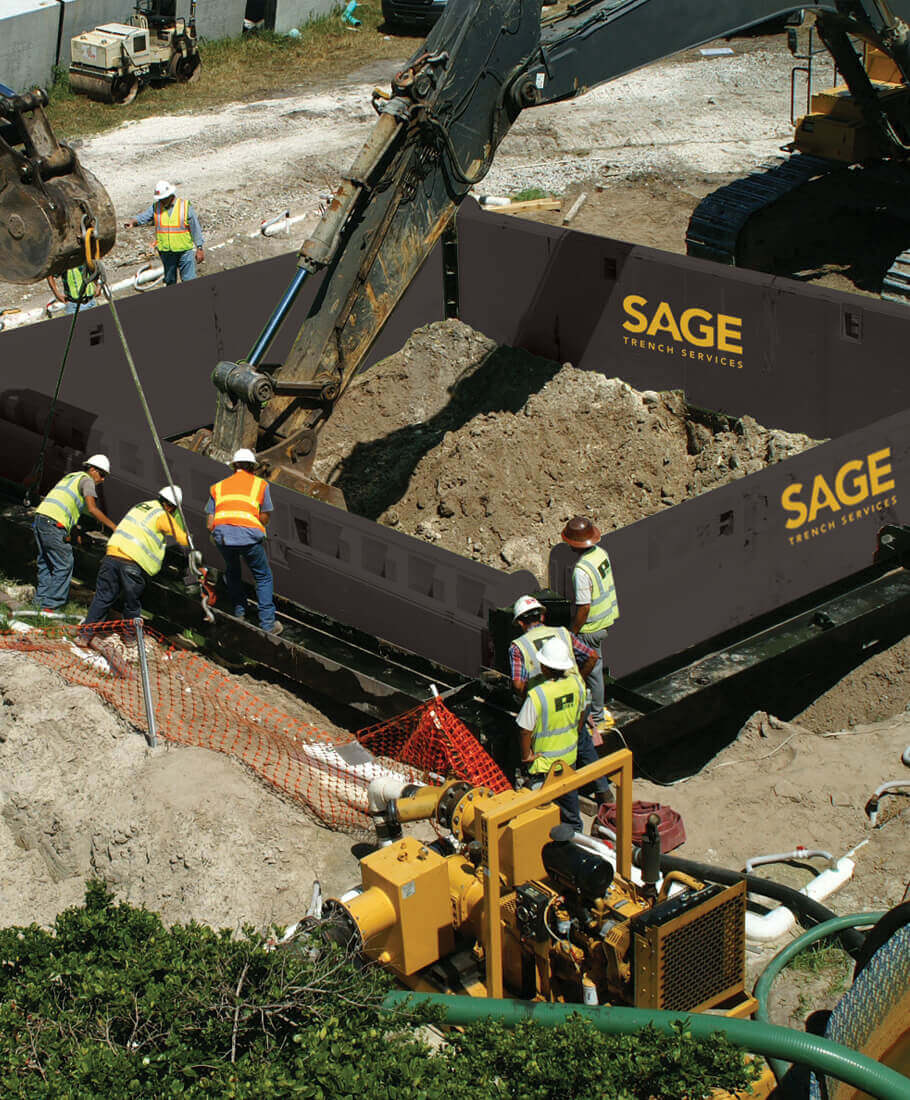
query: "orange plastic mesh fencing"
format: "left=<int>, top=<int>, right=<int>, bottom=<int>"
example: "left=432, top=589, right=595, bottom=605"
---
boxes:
left=0, top=622, right=510, bottom=830
left=358, top=697, right=512, bottom=794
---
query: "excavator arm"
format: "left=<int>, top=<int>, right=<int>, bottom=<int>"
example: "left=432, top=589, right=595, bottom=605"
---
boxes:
left=0, top=85, right=115, bottom=284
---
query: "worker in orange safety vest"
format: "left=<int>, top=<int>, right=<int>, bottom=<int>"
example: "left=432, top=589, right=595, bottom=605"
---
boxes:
left=206, top=448, right=281, bottom=635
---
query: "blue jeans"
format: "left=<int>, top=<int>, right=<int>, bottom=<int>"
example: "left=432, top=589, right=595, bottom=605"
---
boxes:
left=159, top=249, right=196, bottom=285
left=526, top=772, right=583, bottom=833
left=576, top=723, right=612, bottom=797
left=218, top=539, right=275, bottom=629
left=579, top=627, right=609, bottom=723
left=33, top=516, right=73, bottom=609
left=82, top=556, right=147, bottom=634
left=64, top=298, right=97, bottom=314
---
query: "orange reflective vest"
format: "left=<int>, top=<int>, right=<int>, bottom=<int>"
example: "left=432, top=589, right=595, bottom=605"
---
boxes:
left=210, top=470, right=267, bottom=533
left=154, top=198, right=194, bottom=253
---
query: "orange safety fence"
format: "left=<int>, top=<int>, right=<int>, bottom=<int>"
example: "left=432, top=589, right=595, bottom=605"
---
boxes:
left=0, top=621, right=510, bottom=830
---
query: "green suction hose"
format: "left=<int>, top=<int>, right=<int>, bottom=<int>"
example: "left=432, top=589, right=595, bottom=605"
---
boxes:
left=383, top=989, right=910, bottom=1100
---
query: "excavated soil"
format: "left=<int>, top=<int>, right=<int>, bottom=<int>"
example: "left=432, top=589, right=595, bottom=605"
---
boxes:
left=316, top=319, right=819, bottom=580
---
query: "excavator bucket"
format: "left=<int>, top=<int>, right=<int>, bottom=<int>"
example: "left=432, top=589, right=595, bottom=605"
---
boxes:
left=0, top=87, right=115, bottom=284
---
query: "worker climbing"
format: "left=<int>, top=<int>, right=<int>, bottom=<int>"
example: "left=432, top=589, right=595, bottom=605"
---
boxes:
left=561, top=516, right=619, bottom=738
left=32, top=455, right=116, bottom=612
left=77, top=485, right=188, bottom=644
left=206, top=448, right=281, bottom=635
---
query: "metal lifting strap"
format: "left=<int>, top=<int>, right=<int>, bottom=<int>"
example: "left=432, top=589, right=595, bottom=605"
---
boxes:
left=96, top=261, right=215, bottom=623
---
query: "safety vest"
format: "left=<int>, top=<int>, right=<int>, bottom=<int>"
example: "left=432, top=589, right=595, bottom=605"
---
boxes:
left=154, top=198, right=195, bottom=253
left=574, top=545, right=619, bottom=634
left=527, top=672, right=584, bottom=775
left=210, top=471, right=267, bottom=533
left=513, top=624, right=579, bottom=689
left=36, top=471, right=88, bottom=532
left=107, top=500, right=181, bottom=576
left=64, top=265, right=94, bottom=302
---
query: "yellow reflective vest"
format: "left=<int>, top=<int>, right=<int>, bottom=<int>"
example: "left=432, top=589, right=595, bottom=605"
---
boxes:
left=107, top=500, right=182, bottom=576
left=527, top=671, right=584, bottom=775
left=64, top=265, right=94, bottom=302
left=513, top=624, right=579, bottom=690
left=154, top=198, right=195, bottom=253
left=36, top=471, right=89, bottom=532
left=574, top=545, right=619, bottom=634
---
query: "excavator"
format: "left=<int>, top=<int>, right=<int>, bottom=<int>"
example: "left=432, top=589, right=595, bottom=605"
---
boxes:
left=5, top=0, right=910, bottom=502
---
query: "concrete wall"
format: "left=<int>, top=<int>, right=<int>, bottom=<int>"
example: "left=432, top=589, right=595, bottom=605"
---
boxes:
left=184, top=0, right=245, bottom=41
left=61, top=0, right=136, bottom=47
left=0, top=0, right=60, bottom=93
left=273, top=0, right=339, bottom=33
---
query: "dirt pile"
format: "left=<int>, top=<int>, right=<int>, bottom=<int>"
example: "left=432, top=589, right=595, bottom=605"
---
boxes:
left=0, top=651, right=361, bottom=931
left=317, top=320, right=818, bottom=580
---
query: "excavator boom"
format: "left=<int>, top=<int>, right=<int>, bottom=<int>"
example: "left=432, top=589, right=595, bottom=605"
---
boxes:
left=0, top=85, right=115, bottom=284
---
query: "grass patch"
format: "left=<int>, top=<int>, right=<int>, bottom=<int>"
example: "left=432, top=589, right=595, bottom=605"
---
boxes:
left=788, top=942, right=850, bottom=976
left=511, top=187, right=555, bottom=202
left=45, top=1, right=422, bottom=140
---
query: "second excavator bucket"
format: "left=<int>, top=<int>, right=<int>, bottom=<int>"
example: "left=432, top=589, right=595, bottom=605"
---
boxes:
left=0, top=86, right=115, bottom=284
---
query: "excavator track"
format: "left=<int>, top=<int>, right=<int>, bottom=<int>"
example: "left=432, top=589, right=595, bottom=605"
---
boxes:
left=686, top=153, right=839, bottom=266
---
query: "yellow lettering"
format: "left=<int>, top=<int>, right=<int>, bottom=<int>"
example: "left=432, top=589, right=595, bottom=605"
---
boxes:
left=834, top=460, right=868, bottom=506
left=717, top=313, right=743, bottom=354
left=808, top=475, right=841, bottom=522
left=646, top=301, right=682, bottom=341
left=680, top=308, right=714, bottom=347
left=622, top=295, right=648, bottom=334
left=781, top=484, right=808, bottom=529
left=867, top=447, right=895, bottom=495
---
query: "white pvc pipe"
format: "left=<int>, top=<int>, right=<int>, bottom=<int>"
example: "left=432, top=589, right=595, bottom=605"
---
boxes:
left=866, top=780, right=910, bottom=826
left=0, top=263, right=165, bottom=330
left=744, top=857, right=855, bottom=942
left=254, top=210, right=318, bottom=238
left=744, top=848, right=833, bottom=874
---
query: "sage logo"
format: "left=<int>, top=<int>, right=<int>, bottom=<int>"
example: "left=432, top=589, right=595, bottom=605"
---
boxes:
left=621, top=294, right=744, bottom=368
left=781, top=447, right=898, bottom=545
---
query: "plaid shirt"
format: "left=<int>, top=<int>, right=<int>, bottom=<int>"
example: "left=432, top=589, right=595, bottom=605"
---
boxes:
left=509, top=629, right=597, bottom=688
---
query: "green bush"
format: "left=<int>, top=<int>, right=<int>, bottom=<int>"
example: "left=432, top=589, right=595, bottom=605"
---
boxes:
left=0, top=883, right=759, bottom=1098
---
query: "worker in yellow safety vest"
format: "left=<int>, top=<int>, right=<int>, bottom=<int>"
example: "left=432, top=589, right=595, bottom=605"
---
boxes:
left=123, top=180, right=205, bottom=286
left=47, top=263, right=97, bottom=315
left=32, top=454, right=117, bottom=611
left=516, top=635, right=586, bottom=831
left=562, top=515, right=619, bottom=738
left=77, top=485, right=188, bottom=644
left=206, top=448, right=281, bottom=635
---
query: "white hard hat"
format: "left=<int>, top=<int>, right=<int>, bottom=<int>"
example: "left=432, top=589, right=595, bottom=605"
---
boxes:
left=159, top=485, right=183, bottom=508
left=84, top=453, right=110, bottom=475
left=231, top=448, right=257, bottom=466
left=538, top=636, right=574, bottom=672
left=153, top=179, right=176, bottom=202
left=513, top=594, right=545, bottom=622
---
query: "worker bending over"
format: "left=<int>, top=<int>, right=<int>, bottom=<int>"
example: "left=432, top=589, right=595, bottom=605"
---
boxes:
left=516, top=636, right=586, bottom=832
left=124, top=180, right=204, bottom=285
left=207, top=449, right=281, bottom=636
left=509, top=594, right=613, bottom=806
left=78, top=485, right=187, bottom=643
left=561, top=516, right=619, bottom=736
left=47, top=263, right=97, bottom=314
left=32, top=455, right=116, bottom=611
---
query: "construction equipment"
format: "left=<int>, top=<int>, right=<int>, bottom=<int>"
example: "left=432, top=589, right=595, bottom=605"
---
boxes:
left=197, top=0, right=910, bottom=505
left=321, top=750, right=758, bottom=1015
left=0, top=83, right=115, bottom=283
left=69, top=1, right=201, bottom=106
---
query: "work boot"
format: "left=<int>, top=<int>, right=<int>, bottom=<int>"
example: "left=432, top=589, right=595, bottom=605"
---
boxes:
left=267, top=621, right=283, bottom=636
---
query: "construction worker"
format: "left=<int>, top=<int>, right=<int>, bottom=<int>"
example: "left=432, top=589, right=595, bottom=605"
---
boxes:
left=47, top=264, right=97, bottom=314
left=509, top=594, right=613, bottom=806
left=77, top=485, right=187, bottom=643
left=562, top=516, right=619, bottom=738
left=32, top=455, right=116, bottom=611
left=124, top=180, right=204, bottom=285
left=516, top=636, right=586, bottom=832
left=206, top=448, right=281, bottom=635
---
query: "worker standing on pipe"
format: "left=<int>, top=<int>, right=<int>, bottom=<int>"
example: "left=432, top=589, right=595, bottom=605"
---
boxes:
left=77, top=485, right=188, bottom=645
left=123, top=181, right=204, bottom=286
left=509, top=595, right=614, bottom=806
left=32, top=455, right=116, bottom=611
left=206, top=449, right=282, bottom=636
left=516, top=636, right=585, bottom=831
left=561, top=516, right=619, bottom=737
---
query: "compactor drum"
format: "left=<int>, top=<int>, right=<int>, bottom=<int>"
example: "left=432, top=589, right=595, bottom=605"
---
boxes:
left=69, top=2, right=201, bottom=105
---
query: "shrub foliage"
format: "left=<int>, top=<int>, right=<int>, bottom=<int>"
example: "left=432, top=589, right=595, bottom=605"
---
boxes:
left=0, top=883, right=759, bottom=1098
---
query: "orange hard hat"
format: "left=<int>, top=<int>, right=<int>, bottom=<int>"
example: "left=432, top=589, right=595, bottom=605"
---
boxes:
left=561, top=516, right=601, bottom=548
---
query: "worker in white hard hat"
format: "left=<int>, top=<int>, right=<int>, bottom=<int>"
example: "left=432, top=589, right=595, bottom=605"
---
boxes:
left=515, top=636, right=586, bottom=831
left=508, top=594, right=613, bottom=807
left=206, top=449, right=281, bottom=635
left=32, top=455, right=116, bottom=611
left=77, top=485, right=188, bottom=644
left=123, top=180, right=205, bottom=286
